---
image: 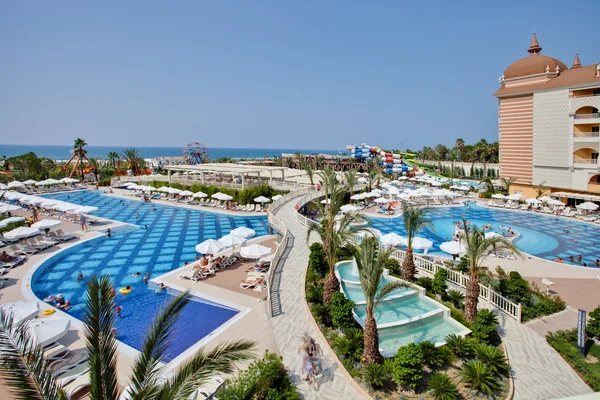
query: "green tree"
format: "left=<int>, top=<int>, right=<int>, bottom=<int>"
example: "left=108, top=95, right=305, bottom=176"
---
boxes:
left=354, top=237, right=407, bottom=364
left=106, top=152, right=120, bottom=168
left=461, top=219, right=521, bottom=322
left=344, top=169, right=359, bottom=198
left=474, top=343, right=509, bottom=377
left=461, top=359, right=499, bottom=397
left=121, top=148, right=144, bottom=176
left=434, top=144, right=448, bottom=172
left=400, top=202, right=433, bottom=281
left=535, top=181, right=549, bottom=198
left=88, top=158, right=101, bottom=183
left=329, top=292, right=355, bottom=329
left=479, top=176, right=495, bottom=194
left=471, top=309, right=499, bottom=344
left=587, top=307, right=600, bottom=338
left=499, top=176, right=517, bottom=194
left=444, top=334, right=474, bottom=359
left=0, top=275, right=255, bottom=400
left=389, top=343, right=423, bottom=389
left=301, top=159, right=315, bottom=186
left=72, top=138, right=88, bottom=179
left=432, top=269, right=448, bottom=297
left=308, top=242, right=328, bottom=277
left=455, top=138, right=465, bottom=162
left=428, top=373, right=459, bottom=400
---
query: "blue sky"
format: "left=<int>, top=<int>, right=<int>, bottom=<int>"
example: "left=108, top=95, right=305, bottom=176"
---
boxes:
left=0, top=1, right=597, bottom=150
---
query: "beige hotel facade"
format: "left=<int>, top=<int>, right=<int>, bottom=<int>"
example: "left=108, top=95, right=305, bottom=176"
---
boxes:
left=494, top=33, right=600, bottom=203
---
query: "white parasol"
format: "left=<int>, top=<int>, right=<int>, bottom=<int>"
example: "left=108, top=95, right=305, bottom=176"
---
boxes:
left=3, top=226, right=40, bottom=240
left=28, top=318, right=71, bottom=347
left=230, top=226, right=256, bottom=238
left=31, top=219, right=62, bottom=230
left=0, top=216, right=26, bottom=228
left=410, top=237, right=433, bottom=250
left=440, top=241, right=467, bottom=255
left=179, top=190, right=194, bottom=197
left=1, top=301, right=39, bottom=325
left=195, top=239, right=225, bottom=255
left=272, top=194, right=283, bottom=201
left=576, top=202, right=599, bottom=211
left=218, top=233, right=246, bottom=248
left=254, top=196, right=270, bottom=204
left=193, top=191, right=208, bottom=198
left=7, top=181, right=25, bottom=189
left=379, top=232, right=405, bottom=247
left=240, top=244, right=272, bottom=259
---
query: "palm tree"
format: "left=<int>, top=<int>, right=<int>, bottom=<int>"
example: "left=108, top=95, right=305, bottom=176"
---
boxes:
left=301, top=160, right=315, bottom=186
left=354, top=237, right=407, bottom=364
left=434, top=144, right=448, bottom=172
left=475, top=139, right=489, bottom=175
left=307, top=168, right=369, bottom=303
left=455, top=138, right=465, bottom=162
left=88, top=158, right=101, bottom=183
left=499, top=176, right=517, bottom=195
left=0, top=275, right=255, bottom=400
left=479, top=176, right=495, bottom=194
left=122, top=148, right=143, bottom=176
left=535, top=181, right=549, bottom=198
left=106, top=152, right=120, bottom=168
left=344, top=169, right=359, bottom=198
left=460, top=219, right=521, bottom=321
left=73, top=138, right=88, bottom=179
left=400, top=202, right=433, bottom=281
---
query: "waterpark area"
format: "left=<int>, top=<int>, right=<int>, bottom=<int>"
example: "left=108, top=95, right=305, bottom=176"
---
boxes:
left=1, top=159, right=600, bottom=400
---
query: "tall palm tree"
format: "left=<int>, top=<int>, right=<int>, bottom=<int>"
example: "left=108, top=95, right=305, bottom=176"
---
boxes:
left=88, top=158, right=101, bottom=183
left=400, top=202, right=433, bottom=281
left=307, top=168, right=369, bottom=303
left=499, top=176, right=517, bottom=195
left=73, top=138, right=88, bottom=179
left=0, top=275, right=255, bottom=400
left=479, top=176, right=495, bottom=194
left=455, top=138, right=465, bottom=162
left=354, top=237, right=407, bottom=364
left=106, top=152, right=120, bottom=168
left=344, top=169, right=359, bottom=198
left=475, top=139, right=489, bottom=175
left=301, top=160, right=315, bottom=186
left=460, top=221, right=521, bottom=321
left=434, top=144, right=448, bottom=172
left=535, top=181, right=549, bottom=198
left=121, top=148, right=143, bottom=176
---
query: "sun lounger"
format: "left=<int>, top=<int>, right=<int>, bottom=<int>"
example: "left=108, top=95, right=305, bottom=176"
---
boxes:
left=506, top=251, right=517, bottom=260
left=55, top=362, right=89, bottom=387
left=43, top=343, right=71, bottom=362
left=26, top=238, right=52, bottom=251
left=62, top=371, right=91, bottom=397
left=52, top=350, right=88, bottom=373
left=55, top=230, right=76, bottom=241
left=9, top=244, right=38, bottom=256
left=240, top=278, right=264, bottom=289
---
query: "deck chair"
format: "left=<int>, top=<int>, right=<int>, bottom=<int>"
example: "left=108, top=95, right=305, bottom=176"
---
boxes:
left=240, top=278, right=264, bottom=289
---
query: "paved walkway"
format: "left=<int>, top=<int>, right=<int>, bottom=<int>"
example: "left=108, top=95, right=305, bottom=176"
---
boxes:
left=269, top=198, right=366, bottom=400
left=492, top=306, right=592, bottom=399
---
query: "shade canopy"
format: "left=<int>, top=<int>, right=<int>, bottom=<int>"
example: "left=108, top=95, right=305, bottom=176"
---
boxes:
left=374, top=197, right=391, bottom=204
left=7, top=181, right=25, bottom=188
left=506, top=193, right=525, bottom=201
left=218, top=234, right=246, bottom=248
left=195, top=239, right=225, bottom=255
left=28, top=318, right=71, bottom=347
left=538, top=196, right=554, bottom=202
left=340, top=204, right=361, bottom=213
left=23, top=180, right=38, bottom=185
left=357, top=228, right=382, bottom=238
left=547, top=199, right=565, bottom=206
left=240, top=244, right=272, bottom=259
left=60, top=177, right=80, bottom=183
left=230, top=226, right=256, bottom=238
left=350, top=193, right=365, bottom=200
left=491, top=194, right=506, bottom=199
left=410, top=237, right=433, bottom=250
left=4, top=226, right=40, bottom=240
left=193, top=191, right=208, bottom=198
left=31, top=219, right=62, bottom=230
left=1, top=301, right=39, bottom=325
left=484, top=232, right=502, bottom=239
left=0, top=216, right=26, bottom=228
left=526, top=198, right=542, bottom=205
left=440, top=241, right=467, bottom=255
left=272, top=195, right=283, bottom=201
left=72, top=206, right=99, bottom=214
left=179, top=190, right=194, bottom=196
left=158, top=186, right=171, bottom=193
left=379, top=232, right=405, bottom=247
left=576, top=202, right=599, bottom=210
left=0, top=204, right=22, bottom=213
left=254, top=196, right=270, bottom=203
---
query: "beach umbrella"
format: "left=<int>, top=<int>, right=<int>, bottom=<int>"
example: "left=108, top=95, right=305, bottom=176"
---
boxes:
left=193, top=191, right=208, bottom=198
left=357, top=177, right=368, bottom=184
left=72, top=206, right=99, bottom=214
left=395, top=193, right=411, bottom=201
left=35, top=180, right=49, bottom=186
left=548, top=199, right=565, bottom=206
left=4, top=226, right=40, bottom=240
left=484, top=232, right=502, bottom=239
left=212, top=192, right=225, bottom=199
left=22, top=197, right=45, bottom=205
left=1, top=301, right=39, bottom=325
left=576, top=202, right=599, bottom=211
left=538, top=196, right=554, bottom=202
left=320, top=198, right=331, bottom=204
left=195, top=239, right=225, bottom=255
left=23, top=180, right=38, bottom=185
left=254, top=196, right=270, bottom=204
left=230, top=226, right=256, bottom=238
left=53, top=203, right=80, bottom=212
left=272, top=194, right=283, bottom=201
left=491, top=194, right=506, bottom=199
left=45, top=179, right=62, bottom=185
left=0, top=184, right=6, bottom=189
left=398, top=176, right=409, bottom=180
left=507, top=193, right=525, bottom=201
left=218, top=233, right=246, bottom=248
left=430, top=181, right=442, bottom=187
left=0, top=204, right=21, bottom=213
left=440, top=241, right=467, bottom=255
left=350, top=193, right=364, bottom=200
left=240, top=244, right=272, bottom=259
left=28, top=318, right=71, bottom=347
left=526, top=198, right=542, bottom=205
left=157, top=186, right=171, bottom=193
left=374, top=197, right=390, bottom=204
left=0, top=216, right=26, bottom=228
left=179, top=190, right=193, bottom=196
left=380, top=232, right=405, bottom=247
left=39, top=199, right=59, bottom=208
left=169, top=188, right=182, bottom=194
left=60, top=177, right=79, bottom=183
left=7, top=181, right=25, bottom=189
left=143, top=186, right=157, bottom=192
left=220, top=194, right=233, bottom=201
left=31, top=219, right=61, bottom=230
left=411, top=237, right=433, bottom=250
left=340, top=204, right=361, bottom=213
left=357, top=228, right=382, bottom=238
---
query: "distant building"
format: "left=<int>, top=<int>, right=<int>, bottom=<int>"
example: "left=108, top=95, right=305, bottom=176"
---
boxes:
left=494, top=33, right=600, bottom=202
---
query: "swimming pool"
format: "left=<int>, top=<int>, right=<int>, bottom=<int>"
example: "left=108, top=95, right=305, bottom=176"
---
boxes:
left=370, top=202, right=600, bottom=266
left=31, top=191, right=269, bottom=361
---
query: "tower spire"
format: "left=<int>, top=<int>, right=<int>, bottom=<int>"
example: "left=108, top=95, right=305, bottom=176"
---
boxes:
left=572, top=52, right=581, bottom=68
left=528, top=32, right=542, bottom=55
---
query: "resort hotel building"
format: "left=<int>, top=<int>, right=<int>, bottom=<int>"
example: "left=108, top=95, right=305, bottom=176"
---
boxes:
left=494, top=33, right=600, bottom=203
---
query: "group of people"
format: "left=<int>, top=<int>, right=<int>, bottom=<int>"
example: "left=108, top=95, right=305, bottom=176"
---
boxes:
left=554, top=256, right=599, bottom=267
left=43, top=294, right=71, bottom=311
left=299, top=332, right=322, bottom=385
left=0, top=251, right=20, bottom=264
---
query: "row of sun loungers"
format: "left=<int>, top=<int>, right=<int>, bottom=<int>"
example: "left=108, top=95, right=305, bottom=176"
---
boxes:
left=486, top=201, right=600, bottom=224
left=177, top=254, right=240, bottom=282
left=36, top=208, right=99, bottom=225
left=12, top=185, right=88, bottom=196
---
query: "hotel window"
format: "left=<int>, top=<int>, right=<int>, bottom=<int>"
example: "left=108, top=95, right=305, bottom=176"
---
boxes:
left=594, top=89, right=600, bottom=96
left=592, top=152, right=599, bottom=161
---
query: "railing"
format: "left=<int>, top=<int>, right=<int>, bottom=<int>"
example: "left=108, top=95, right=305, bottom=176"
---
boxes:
left=572, top=93, right=600, bottom=99
left=573, top=158, right=599, bottom=165
left=390, top=249, right=522, bottom=322
left=294, top=190, right=322, bottom=227
left=574, top=113, right=600, bottom=120
left=573, top=132, right=600, bottom=138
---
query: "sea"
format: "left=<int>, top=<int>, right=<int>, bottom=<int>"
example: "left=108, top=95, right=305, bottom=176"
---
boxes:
left=0, top=144, right=342, bottom=161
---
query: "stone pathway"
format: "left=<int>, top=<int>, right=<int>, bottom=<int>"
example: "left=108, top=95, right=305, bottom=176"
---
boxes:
left=492, top=307, right=592, bottom=399
left=269, top=198, right=366, bottom=400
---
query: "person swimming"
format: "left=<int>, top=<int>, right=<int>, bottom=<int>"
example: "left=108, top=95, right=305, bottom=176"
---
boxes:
left=107, top=228, right=112, bottom=238
left=132, top=272, right=141, bottom=278
left=155, top=282, right=168, bottom=294
left=143, top=272, right=149, bottom=284
left=77, top=271, right=84, bottom=281
left=115, top=305, right=123, bottom=315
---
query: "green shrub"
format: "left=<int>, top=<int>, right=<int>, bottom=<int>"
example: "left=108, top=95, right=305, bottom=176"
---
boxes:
left=498, top=271, right=530, bottom=303
left=416, top=276, right=433, bottom=292
left=362, top=363, right=388, bottom=390
left=333, top=327, right=363, bottom=361
left=461, top=359, right=499, bottom=397
left=432, top=269, right=448, bottom=296
left=587, top=307, right=600, bottom=338
left=306, top=285, right=324, bottom=304
left=455, top=256, right=469, bottom=273
left=447, top=290, right=464, bottom=309
left=475, top=343, right=509, bottom=377
left=384, top=258, right=401, bottom=276
left=305, top=266, right=321, bottom=286
left=329, top=292, right=356, bottom=329
left=418, top=341, right=453, bottom=369
left=449, top=305, right=471, bottom=329
left=308, top=242, right=328, bottom=277
left=471, top=309, right=499, bottom=345
left=547, top=329, right=600, bottom=391
left=445, top=334, right=474, bottom=358
left=389, top=343, right=423, bottom=389
left=219, top=351, right=301, bottom=400
left=337, top=244, right=356, bottom=261
left=311, top=304, right=332, bottom=327
left=428, top=373, right=459, bottom=400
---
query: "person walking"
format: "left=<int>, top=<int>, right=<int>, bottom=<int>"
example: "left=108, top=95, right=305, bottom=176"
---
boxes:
left=79, top=213, right=87, bottom=232
left=299, top=344, right=315, bottom=385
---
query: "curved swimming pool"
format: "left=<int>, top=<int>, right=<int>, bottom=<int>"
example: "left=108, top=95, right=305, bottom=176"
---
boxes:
left=370, top=202, right=600, bottom=266
left=31, top=191, right=269, bottom=361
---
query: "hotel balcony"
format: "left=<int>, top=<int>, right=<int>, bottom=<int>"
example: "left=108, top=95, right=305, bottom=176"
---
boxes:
left=573, top=158, right=599, bottom=168
left=573, top=131, right=600, bottom=142
left=588, top=183, right=600, bottom=194
left=570, top=94, right=600, bottom=113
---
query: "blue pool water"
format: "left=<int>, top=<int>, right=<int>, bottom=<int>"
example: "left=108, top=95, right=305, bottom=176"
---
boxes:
left=31, top=191, right=269, bottom=361
left=371, top=202, right=600, bottom=266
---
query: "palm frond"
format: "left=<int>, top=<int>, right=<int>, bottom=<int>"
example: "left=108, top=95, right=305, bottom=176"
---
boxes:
left=375, top=281, right=409, bottom=306
left=83, top=275, right=120, bottom=400
left=127, top=290, right=191, bottom=400
left=158, top=341, right=255, bottom=399
left=0, top=308, right=64, bottom=400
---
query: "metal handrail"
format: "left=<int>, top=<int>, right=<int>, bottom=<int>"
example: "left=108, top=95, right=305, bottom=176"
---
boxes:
left=573, top=113, right=600, bottom=120
left=573, top=132, right=600, bottom=138
left=573, top=158, right=599, bottom=164
left=390, top=249, right=522, bottom=322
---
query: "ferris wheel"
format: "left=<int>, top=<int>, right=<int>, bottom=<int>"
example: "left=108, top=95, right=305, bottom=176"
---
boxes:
left=182, top=142, right=210, bottom=164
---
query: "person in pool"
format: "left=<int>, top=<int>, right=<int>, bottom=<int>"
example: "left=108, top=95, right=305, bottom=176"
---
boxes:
left=115, top=305, right=123, bottom=315
left=596, top=259, right=600, bottom=267
left=106, top=228, right=111, bottom=238
left=77, top=271, right=84, bottom=281
left=55, top=294, right=66, bottom=307
left=132, top=272, right=141, bottom=278
left=155, top=283, right=168, bottom=294
left=554, top=257, right=564, bottom=263
left=143, top=272, right=150, bottom=284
